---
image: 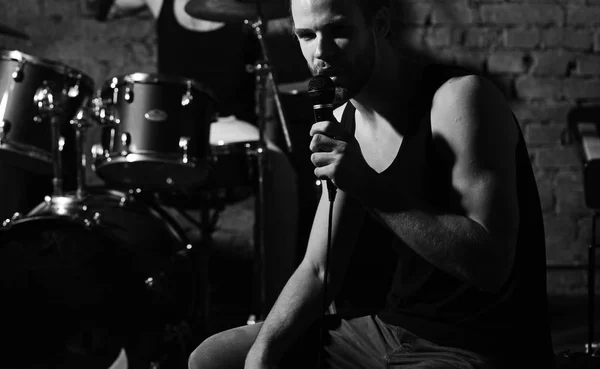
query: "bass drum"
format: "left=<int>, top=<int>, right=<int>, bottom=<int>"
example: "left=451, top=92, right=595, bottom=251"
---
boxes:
left=0, top=189, right=196, bottom=369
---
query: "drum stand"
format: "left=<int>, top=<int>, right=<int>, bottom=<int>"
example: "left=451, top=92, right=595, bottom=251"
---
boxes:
left=32, top=85, right=96, bottom=218
left=34, top=83, right=66, bottom=198
left=245, top=14, right=293, bottom=321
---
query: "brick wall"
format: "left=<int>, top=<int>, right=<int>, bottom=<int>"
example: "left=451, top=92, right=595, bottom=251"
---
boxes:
left=1, top=0, right=599, bottom=295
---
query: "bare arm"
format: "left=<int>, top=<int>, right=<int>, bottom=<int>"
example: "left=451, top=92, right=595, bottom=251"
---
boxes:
left=245, top=186, right=365, bottom=368
left=366, top=75, right=520, bottom=293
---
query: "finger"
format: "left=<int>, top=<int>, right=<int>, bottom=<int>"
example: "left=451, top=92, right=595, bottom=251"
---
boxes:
left=314, top=164, right=334, bottom=182
left=309, top=133, right=338, bottom=153
left=310, top=121, right=348, bottom=140
left=310, top=152, right=333, bottom=168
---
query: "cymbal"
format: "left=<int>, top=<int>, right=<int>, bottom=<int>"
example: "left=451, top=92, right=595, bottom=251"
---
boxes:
left=0, top=23, right=29, bottom=40
left=184, top=0, right=289, bottom=22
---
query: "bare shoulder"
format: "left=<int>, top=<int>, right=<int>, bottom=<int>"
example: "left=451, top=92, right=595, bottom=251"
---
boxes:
left=430, top=74, right=517, bottom=145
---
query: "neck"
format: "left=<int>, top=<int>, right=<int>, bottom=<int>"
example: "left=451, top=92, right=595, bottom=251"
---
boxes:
left=351, top=42, right=423, bottom=126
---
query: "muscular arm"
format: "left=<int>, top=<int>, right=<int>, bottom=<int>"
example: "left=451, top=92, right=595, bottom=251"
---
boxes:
left=366, top=75, right=520, bottom=293
left=246, top=187, right=365, bottom=367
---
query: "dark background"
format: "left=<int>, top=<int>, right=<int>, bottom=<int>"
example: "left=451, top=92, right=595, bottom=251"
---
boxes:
left=1, top=0, right=600, bottom=367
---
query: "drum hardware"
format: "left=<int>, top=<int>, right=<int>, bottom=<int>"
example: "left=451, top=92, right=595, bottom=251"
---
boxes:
left=33, top=81, right=67, bottom=197
left=242, top=9, right=296, bottom=321
left=2, top=211, right=23, bottom=227
left=180, top=136, right=191, bottom=164
left=245, top=17, right=293, bottom=153
left=70, top=107, right=94, bottom=200
left=182, top=81, right=194, bottom=106
left=184, top=1, right=294, bottom=320
left=0, top=119, right=11, bottom=143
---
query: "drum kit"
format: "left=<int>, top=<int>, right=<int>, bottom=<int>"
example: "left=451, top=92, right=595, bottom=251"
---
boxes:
left=0, top=0, right=302, bottom=367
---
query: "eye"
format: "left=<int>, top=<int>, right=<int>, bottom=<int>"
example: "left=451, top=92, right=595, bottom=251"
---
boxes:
left=330, top=24, right=354, bottom=39
left=295, top=30, right=316, bottom=42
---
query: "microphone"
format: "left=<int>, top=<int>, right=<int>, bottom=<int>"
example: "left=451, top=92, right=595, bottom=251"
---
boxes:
left=308, top=75, right=338, bottom=201
left=308, top=75, right=336, bottom=122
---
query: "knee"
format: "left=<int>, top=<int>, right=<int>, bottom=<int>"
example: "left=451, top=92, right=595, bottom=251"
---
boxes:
left=188, top=334, right=223, bottom=369
left=188, top=325, right=259, bottom=369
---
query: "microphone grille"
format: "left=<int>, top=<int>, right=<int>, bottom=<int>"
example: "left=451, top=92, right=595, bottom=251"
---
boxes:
left=307, top=75, right=335, bottom=105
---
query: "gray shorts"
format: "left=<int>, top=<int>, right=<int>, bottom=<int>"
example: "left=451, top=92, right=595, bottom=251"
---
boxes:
left=189, top=314, right=498, bottom=369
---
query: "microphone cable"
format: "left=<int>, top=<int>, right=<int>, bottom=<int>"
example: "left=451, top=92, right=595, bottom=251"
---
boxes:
left=316, top=182, right=336, bottom=369
left=307, top=75, right=338, bottom=368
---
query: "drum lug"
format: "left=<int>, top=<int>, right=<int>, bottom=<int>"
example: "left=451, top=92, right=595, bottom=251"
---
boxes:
left=0, top=119, right=11, bottom=142
left=145, top=276, right=155, bottom=288
left=91, top=143, right=105, bottom=161
left=181, top=81, right=194, bottom=106
left=124, top=84, right=134, bottom=103
left=120, top=132, right=131, bottom=155
left=34, top=82, right=65, bottom=116
left=2, top=212, right=23, bottom=227
left=92, top=212, right=101, bottom=225
left=67, top=74, right=82, bottom=98
left=11, top=59, right=25, bottom=82
left=119, top=193, right=133, bottom=207
left=179, top=136, right=190, bottom=164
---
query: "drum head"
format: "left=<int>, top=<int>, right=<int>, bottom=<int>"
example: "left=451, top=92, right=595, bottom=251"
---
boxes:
left=0, top=204, right=192, bottom=368
left=0, top=217, right=137, bottom=368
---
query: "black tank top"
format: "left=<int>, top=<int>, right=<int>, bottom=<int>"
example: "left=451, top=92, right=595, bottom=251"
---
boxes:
left=340, top=65, right=555, bottom=368
left=156, top=0, right=258, bottom=122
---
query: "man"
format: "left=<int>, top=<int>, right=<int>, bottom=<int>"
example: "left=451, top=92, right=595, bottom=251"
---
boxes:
left=189, top=0, right=555, bottom=368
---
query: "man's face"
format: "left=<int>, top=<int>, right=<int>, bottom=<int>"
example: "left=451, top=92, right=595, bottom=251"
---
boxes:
left=291, top=0, right=376, bottom=102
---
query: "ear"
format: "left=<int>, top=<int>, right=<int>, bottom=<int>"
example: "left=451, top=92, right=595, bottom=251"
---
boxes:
left=373, top=7, right=390, bottom=38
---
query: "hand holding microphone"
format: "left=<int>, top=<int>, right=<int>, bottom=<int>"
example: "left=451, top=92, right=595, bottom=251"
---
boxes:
left=308, top=75, right=339, bottom=201
left=308, top=76, right=374, bottom=203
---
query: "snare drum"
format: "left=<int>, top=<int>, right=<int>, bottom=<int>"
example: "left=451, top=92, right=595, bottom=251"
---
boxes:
left=92, top=73, right=217, bottom=190
left=207, top=116, right=262, bottom=192
left=0, top=189, right=195, bottom=366
left=0, top=50, right=94, bottom=174
left=155, top=116, right=264, bottom=207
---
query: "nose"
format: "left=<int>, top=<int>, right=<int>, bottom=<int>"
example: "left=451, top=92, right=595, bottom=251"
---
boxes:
left=314, top=34, right=336, bottom=61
